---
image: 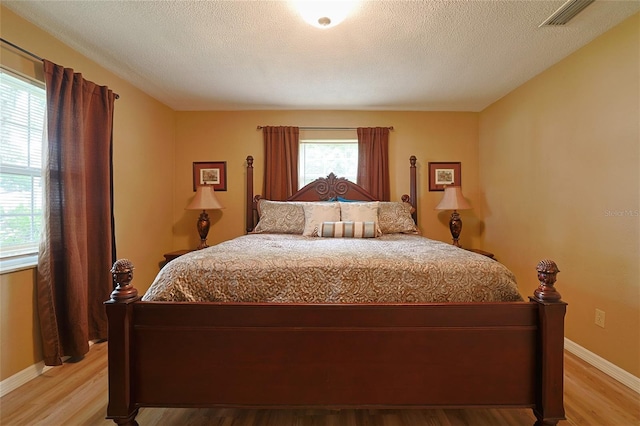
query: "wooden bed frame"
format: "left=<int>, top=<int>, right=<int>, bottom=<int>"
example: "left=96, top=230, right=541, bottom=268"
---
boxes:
left=105, top=155, right=566, bottom=425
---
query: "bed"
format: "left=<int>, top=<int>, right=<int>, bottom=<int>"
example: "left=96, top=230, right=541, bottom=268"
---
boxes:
left=105, top=155, right=566, bottom=425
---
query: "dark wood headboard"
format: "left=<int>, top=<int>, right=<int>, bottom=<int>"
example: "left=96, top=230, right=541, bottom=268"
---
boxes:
left=246, top=155, right=417, bottom=233
left=288, top=173, right=376, bottom=202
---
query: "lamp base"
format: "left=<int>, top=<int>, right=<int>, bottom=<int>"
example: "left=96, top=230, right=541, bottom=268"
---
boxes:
left=196, top=210, right=210, bottom=250
left=449, top=210, right=463, bottom=247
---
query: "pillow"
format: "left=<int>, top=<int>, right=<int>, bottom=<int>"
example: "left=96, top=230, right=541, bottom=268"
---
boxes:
left=329, top=196, right=357, bottom=202
left=253, top=200, right=305, bottom=234
left=378, top=202, right=419, bottom=234
left=302, top=202, right=341, bottom=236
left=339, top=201, right=381, bottom=236
left=316, top=221, right=378, bottom=238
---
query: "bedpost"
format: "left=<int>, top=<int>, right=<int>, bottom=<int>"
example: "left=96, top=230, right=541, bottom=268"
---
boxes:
left=529, top=259, right=567, bottom=426
left=409, top=155, right=417, bottom=224
left=105, top=259, right=140, bottom=426
left=246, top=155, right=254, bottom=233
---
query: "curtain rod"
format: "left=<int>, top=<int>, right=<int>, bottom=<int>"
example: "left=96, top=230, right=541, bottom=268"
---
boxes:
left=257, top=126, right=393, bottom=131
left=1, top=38, right=43, bottom=61
left=1, top=37, right=120, bottom=100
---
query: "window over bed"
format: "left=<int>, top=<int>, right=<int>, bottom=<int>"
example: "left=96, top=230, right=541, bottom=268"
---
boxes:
left=261, top=126, right=390, bottom=201
left=298, top=139, right=357, bottom=188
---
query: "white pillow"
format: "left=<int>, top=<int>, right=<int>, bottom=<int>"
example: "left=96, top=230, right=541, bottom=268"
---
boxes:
left=339, top=202, right=381, bottom=236
left=302, top=202, right=341, bottom=236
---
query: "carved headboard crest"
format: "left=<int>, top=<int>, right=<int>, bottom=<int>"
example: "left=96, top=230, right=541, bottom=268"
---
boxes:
left=312, top=173, right=350, bottom=200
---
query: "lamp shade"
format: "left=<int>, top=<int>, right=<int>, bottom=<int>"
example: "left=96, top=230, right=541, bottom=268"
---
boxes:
left=435, top=186, right=471, bottom=211
left=186, top=185, right=224, bottom=210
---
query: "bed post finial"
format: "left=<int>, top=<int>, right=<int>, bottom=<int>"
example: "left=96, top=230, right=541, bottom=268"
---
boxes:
left=531, top=258, right=566, bottom=424
left=109, top=259, right=138, bottom=303
left=105, top=259, right=140, bottom=425
left=533, top=259, right=562, bottom=302
left=247, top=155, right=255, bottom=233
left=409, top=155, right=417, bottom=224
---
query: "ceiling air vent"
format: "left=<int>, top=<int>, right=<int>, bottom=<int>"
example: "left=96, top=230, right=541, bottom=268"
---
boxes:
left=539, top=0, right=595, bottom=27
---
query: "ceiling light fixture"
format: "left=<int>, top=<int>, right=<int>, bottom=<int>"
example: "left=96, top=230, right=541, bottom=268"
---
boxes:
left=292, top=0, right=359, bottom=29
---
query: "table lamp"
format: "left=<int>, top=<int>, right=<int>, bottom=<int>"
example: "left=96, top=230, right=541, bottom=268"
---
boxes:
left=186, top=185, right=224, bottom=249
left=435, top=186, right=471, bottom=247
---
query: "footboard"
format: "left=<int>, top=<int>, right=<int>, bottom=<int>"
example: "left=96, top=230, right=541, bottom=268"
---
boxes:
left=106, top=260, right=566, bottom=426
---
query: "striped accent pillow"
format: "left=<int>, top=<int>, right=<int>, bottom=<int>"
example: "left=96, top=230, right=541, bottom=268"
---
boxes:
left=317, top=221, right=378, bottom=238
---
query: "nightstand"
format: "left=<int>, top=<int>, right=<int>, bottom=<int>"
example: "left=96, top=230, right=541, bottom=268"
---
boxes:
left=464, top=248, right=495, bottom=260
left=163, top=249, right=193, bottom=263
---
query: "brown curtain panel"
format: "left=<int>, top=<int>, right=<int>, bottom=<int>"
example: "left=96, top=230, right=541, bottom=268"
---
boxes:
left=37, top=60, right=116, bottom=366
left=357, top=127, right=390, bottom=201
left=263, top=126, right=299, bottom=200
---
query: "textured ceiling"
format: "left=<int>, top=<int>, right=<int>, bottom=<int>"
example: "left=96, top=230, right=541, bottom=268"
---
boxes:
left=4, top=0, right=639, bottom=111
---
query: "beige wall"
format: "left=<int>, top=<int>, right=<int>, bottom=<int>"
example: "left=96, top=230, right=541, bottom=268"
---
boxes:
left=479, top=14, right=639, bottom=376
left=0, top=269, right=42, bottom=377
left=174, top=111, right=481, bottom=249
left=0, top=6, right=175, bottom=380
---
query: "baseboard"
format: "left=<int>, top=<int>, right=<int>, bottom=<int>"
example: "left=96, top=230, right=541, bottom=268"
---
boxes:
left=0, top=361, right=52, bottom=398
left=565, top=337, right=640, bottom=394
left=0, top=341, right=94, bottom=398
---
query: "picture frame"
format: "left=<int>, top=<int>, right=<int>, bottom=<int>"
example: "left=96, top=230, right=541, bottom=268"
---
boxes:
left=193, top=161, right=227, bottom=191
left=428, top=162, right=461, bottom=191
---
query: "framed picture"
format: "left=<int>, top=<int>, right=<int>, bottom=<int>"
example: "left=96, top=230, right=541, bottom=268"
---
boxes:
left=193, top=161, right=227, bottom=191
left=428, top=162, right=461, bottom=191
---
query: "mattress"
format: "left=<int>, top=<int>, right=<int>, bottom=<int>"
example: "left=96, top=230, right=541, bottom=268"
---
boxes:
left=142, top=234, right=522, bottom=303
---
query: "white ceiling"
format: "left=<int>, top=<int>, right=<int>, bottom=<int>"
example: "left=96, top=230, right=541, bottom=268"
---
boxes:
left=5, top=0, right=639, bottom=111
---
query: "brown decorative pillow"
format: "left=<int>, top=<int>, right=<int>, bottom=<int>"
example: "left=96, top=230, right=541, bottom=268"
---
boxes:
left=253, top=200, right=305, bottom=234
left=378, top=202, right=419, bottom=234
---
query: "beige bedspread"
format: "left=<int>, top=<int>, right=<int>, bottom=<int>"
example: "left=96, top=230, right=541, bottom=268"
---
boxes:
left=142, top=234, right=523, bottom=303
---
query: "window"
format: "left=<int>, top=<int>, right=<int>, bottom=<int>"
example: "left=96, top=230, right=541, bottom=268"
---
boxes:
left=0, top=69, right=45, bottom=266
left=298, top=139, right=357, bottom=188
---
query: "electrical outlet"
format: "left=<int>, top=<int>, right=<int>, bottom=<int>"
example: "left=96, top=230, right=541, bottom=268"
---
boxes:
left=595, top=309, right=605, bottom=328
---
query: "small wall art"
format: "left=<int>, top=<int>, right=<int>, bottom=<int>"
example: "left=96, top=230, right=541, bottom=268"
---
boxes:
left=428, top=162, right=461, bottom=191
left=193, top=161, right=227, bottom=191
